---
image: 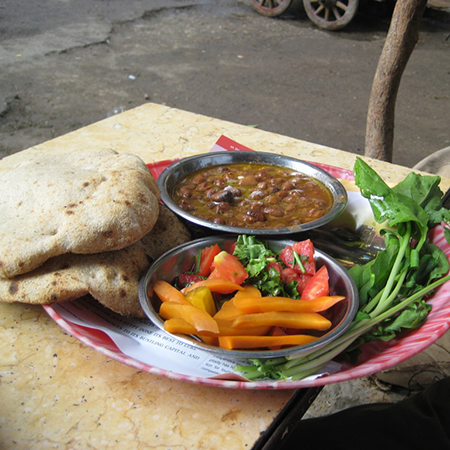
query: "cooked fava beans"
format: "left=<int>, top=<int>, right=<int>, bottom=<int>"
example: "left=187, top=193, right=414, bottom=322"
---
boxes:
left=172, top=163, right=333, bottom=229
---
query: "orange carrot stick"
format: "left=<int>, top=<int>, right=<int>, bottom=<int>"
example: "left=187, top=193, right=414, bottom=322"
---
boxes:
left=152, top=280, right=190, bottom=304
left=233, top=295, right=346, bottom=314
left=218, top=334, right=318, bottom=350
left=213, top=285, right=262, bottom=322
left=163, top=318, right=219, bottom=345
left=181, top=279, right=244, bottom=295
left=232, top=311, right=332, bottom=331
left=159, top=302, right=219, bottom=334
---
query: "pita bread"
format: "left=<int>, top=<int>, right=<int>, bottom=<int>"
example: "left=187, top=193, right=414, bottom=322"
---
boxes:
left=138, top=203, right=192, bottom=261
left=0, top=203, right=192, bottom=317
left=0, top=243, right=150, bottom=317
left=0, top=149, right=160, bottom=279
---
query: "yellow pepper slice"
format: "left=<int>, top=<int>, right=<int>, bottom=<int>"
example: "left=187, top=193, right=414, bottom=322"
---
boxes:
left=186, top=286, right=217, bottom=316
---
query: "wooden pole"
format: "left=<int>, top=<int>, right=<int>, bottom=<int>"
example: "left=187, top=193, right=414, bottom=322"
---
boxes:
left=364, top=0, right=428, bottom=162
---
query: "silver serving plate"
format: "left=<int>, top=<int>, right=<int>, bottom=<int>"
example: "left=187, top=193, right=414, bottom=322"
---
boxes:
left=139, top=236, right=359, bottom=359
left=158, top=151, right=348, bottom=236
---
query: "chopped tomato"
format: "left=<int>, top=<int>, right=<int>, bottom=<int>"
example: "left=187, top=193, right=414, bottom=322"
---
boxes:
left=208, top=251, right=248, bottom=284
left=198, top=244, right=221, bottom=277
left=177, top=273, right=205, bottom=289
left=279, top=240, right=316, bottom=275
left=281, top=268, right=300, bottom=285
left=292, top=240, right=316, bottom=275
left=279, top=246, right=295, bottom=269
left=296, top=273, right=312, bottom=295
left=281, top=268, right=311, bottom=295
left=301, top=265, right=329, bottom=301
left=268, top=326, right=288, bottom=350
left=266, top=261, right=283, bottom=275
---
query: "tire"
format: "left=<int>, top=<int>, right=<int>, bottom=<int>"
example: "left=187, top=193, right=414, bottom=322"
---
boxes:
left=250, top=0, right=294, bottom=17
left=303, top=0, right=359, bottom=30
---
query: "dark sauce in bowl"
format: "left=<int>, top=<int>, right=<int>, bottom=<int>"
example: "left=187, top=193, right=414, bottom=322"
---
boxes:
left=172, top=163, right=333, bottom=229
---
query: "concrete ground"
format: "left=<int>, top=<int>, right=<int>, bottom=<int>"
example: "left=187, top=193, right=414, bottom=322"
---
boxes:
left=1, top=0, right=450, bottom=422
left=1, top=0, right=449, bottom=168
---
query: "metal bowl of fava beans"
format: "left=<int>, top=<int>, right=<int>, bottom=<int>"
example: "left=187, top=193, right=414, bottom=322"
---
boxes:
left=157, top=151, right=348, bottom=237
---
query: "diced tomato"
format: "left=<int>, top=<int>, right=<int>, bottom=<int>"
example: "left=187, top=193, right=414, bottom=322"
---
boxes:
left=266, top=261, right=283, bottom=275
left=280, top=268, right=311, bottom=295
left=281, top=267, right=300, bottom=285
left=279, top=240, right=316, bottom=275
left=208, top=251, right=248, bottom=284
left=296, top=273, right=312, bottom=295
left=279, top=246, right=295, bottom=269
left=292, top=240, right=316, bottom=275
left=268, top=326, right=288, bottom=350
left=177, top=273, right=205, bottom=288
left=198, top=244, right=221, bottom=277
left=301, top=265, right=329, bottom=301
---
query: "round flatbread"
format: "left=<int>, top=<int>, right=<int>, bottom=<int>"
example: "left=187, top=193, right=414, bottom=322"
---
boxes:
left=0, top=243, right=150, bottom=317
left=138, top=204, right=192, bottom=261
left=0, top=204, right=192, bottom=317
left=0, top=149, right=160, bottom=279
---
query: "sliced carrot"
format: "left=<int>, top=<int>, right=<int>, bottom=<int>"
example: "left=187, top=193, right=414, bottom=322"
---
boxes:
left=164, top=318, right=198, bottom=335
left=216, top=322, right=271, bottom=337
left=232, top=311, right=332, bottom=331
left=213, top=284, right=262, bottom=322
left=218, top=334, right=318, bottom=350
left=181, top=279, right=244, bottom=295
left=199, top=336, right=220, bottom=346
left=159, top=302, right=219, bottom=334
left=232, top=285, right=261, bottom=299
left=213, top=300, right=243, bottom=322
left=152, top=280, right=190, bottom=304
left=163, top=318, right=219, bottom=345
left=233, top=295, right=346, bottom=314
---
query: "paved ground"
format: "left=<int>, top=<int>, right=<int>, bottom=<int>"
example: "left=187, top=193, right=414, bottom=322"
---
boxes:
left=0, top=0, right=449, bottom=168
left=1, top=0, right=450, bottom=421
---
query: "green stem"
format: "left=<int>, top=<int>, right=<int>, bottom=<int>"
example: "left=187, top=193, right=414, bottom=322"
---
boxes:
left=280, top=339, right=355, bottom=376
left=371, top=266, right=408, bottom=318
left=376, top=223, right=411, bottom=308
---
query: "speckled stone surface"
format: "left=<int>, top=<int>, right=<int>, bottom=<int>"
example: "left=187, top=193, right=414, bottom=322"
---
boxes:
left=1, top=103, right=449, bottom=450
left=3, top=103, right=447, bottom=189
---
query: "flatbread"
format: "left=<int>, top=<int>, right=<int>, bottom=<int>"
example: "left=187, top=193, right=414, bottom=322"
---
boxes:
left=137, top=203, right=192, bottom=261
left=0, top=149, right=160, bottom=279
left=0, top=243, right=150, bottom=317
left=0, top=204, right=192, bottom=317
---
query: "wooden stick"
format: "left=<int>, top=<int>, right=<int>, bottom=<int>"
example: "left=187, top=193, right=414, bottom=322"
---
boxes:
left=365, top=0, right=428, bottom=162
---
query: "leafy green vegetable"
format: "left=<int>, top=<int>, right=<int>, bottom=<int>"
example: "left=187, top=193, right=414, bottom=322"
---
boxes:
left=233, top=235, right=303, bottom=298
left=233, top=235, right=276, bottom=278
left=232, top=235, right=300, bottom=298
left=235, top=157, right=450, bottom=381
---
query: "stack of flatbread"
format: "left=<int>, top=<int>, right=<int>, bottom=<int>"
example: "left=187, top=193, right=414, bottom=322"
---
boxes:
left=0, top=149, right=191, bottom=317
